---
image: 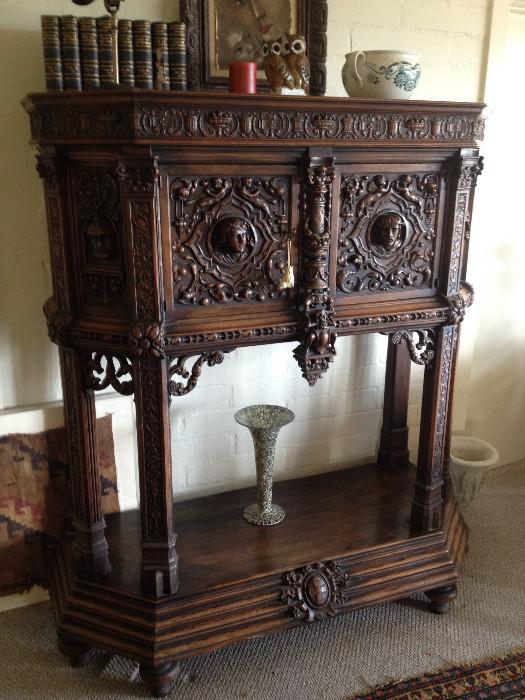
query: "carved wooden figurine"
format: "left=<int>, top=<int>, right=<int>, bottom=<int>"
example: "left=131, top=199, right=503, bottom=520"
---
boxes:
left=24, top=89, right=485, bottom=697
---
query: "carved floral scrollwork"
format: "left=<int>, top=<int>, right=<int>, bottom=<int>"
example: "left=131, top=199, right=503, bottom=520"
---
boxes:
left=129, top=323, right=165, bottom=359
left=84, top=353, right=134, bottom=396
left=167, top=352, right=227, bottom=397
left=280, top=561, right=350, bottom=623
left=447, top=281, right=474, bottom=324
left=391, top=329, right=435, bottom=366
left=170, top=175, right=292, bottom=305
left=337, top=172, right=440, bottom=294
left=294, top=161, right=337, bottom=385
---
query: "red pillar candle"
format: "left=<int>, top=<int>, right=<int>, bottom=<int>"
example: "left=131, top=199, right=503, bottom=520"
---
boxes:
left=228, top=61, right=257, bottom=94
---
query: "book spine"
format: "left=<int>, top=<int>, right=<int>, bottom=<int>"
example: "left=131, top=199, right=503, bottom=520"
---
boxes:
left=78, top=17, right=100, bottom=89
left=168, top=21, right=187, bottom=91
left=133, top=20, right=153, bottom=89
left=97, top=15, right=114, bottom=87
left=41, top=15, right=63, bottom=91
left=118, top=19, right=135, bottom=87
left=152, top=22, right=170, bottom=90
left=60, top=15, right=82, bottom=90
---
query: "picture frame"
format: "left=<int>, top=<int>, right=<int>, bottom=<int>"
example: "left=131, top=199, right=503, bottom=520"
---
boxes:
left=180, top=0, right=328, bottom=95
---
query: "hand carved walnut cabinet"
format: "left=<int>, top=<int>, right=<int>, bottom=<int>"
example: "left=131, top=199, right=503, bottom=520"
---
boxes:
left=24, top=91, right=484, bottom=698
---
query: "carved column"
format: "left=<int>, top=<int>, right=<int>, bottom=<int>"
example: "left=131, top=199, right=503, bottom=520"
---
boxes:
left=37, top=149, right=111, bottom=577
left=445, top=151, right=483, bottom=298
left=119, top=154, right=178, bottom=597
left=377, top=336, right=411, bottom=469
left=412, top=325, right=458, bottom=532
left=60, top=349, right=111, bottom=577
left=293, top=151, right=336, bottom=385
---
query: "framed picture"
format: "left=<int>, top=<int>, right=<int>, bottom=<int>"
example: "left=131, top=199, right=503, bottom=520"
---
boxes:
left=180, top=0, right=328, bottom=95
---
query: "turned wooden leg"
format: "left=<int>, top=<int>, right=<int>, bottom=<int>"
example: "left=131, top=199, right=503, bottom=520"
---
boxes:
left=426, top=583, right=457, bottom=614
left=140, top=662, right=180, bottom=698
left=411, top=326, right=458, bottom=531
left=378, top=335, right=411, bottom=470
left=57, top=634, right=93, bottom=667
left=60, top=349, right=110, bottom=578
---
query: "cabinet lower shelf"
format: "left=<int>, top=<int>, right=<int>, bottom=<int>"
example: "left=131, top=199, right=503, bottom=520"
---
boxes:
left=49, top=463, right=468, bottom=666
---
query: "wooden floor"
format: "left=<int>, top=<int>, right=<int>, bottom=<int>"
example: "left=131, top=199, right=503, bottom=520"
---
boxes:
left=102, top=463, right=421, bottom=598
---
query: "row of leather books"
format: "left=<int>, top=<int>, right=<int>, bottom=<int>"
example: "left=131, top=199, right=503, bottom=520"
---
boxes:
left=41, top=15, right=187, bottom=91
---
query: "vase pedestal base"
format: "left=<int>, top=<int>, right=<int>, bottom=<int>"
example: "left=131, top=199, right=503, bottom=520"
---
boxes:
left=243, top=503, right=286, bottom=526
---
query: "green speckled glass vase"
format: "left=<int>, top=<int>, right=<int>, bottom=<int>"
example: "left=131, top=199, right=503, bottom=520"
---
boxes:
left=234, top=404, right=295, bottom=526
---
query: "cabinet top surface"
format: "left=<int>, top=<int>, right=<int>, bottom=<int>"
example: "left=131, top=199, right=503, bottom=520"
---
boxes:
left=23, top=90, right=485, bottom=147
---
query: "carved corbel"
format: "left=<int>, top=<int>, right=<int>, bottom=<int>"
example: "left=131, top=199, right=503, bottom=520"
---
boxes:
left=43, top=297, right=71, bottom=348
left=447, top=281, right=474, bottom=324
left=84, top=353, right=134, bottom=396
left=168, top=351, right=227, bottom=397
left=391, top=329, right=435, bottom=366
left=293, top=157, right=337, bottom=385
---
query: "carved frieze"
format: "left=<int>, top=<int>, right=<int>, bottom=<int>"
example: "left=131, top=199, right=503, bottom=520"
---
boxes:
left=337, top=172, right=440, bottom=294
left=280, top=561, right=350, bottom=622
left=167, top=352, right=226, bottom=397
left=84, top=353, right=134, bottom=396
left=72, top=165, right=125, bottom=309
left=170, top=176, right=293, bottom=305
left=293, top=160, right=337, bottom=385
left=391, top=329, right=435, bottom=366
left=26, top=98, right=485, bottom=145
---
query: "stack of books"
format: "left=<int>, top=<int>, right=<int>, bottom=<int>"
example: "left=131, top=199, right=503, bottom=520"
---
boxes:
left=41, top=15, right=187, bottom=91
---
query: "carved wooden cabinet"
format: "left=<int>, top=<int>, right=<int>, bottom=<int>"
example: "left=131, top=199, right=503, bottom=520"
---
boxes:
left=24, top=91, right=484, bottom=698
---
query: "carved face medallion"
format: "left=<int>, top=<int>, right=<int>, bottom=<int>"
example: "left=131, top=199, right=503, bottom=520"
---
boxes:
left=211, top=216, right=255, bottom=265
left=370, top=212, right=405, bottom=256
left=85, top=218, right=115, bottom=260
left=304, top=573, right=330, bottom=608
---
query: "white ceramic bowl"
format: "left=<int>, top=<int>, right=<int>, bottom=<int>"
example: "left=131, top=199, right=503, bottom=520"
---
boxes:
left=342, top=50, right=421, bottom=99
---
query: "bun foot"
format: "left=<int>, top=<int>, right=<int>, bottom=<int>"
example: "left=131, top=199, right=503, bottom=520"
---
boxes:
left=57, top=634, right=93, bottom=667
left=140, top=661, right=180, bottom=698
left=426, top=583, right=457, bottom=614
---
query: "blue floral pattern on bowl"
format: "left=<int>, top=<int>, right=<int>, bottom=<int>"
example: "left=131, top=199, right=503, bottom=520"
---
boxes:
left=366, top=61, right=421, bottom=92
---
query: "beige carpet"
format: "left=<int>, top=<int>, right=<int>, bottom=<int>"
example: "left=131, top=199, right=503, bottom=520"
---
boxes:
left=0, top=462, right=524, bottom=700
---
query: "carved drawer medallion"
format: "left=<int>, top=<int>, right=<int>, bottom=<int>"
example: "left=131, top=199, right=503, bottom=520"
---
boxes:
left=280, top=561, right=350, bottom=623
left=170, top=176, right=293, bottom=305
left=337, top=172, right=440, bottom=294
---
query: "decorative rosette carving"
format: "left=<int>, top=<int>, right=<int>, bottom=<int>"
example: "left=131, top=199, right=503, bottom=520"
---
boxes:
left=129, top=323, right=165, bottom=359
left=280, top=560, right=350, bottom=623
left=391, top=329, right=435, bottom=366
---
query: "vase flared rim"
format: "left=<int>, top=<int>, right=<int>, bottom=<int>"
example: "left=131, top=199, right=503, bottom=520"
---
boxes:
left=234, top=404, right=295, bottom=430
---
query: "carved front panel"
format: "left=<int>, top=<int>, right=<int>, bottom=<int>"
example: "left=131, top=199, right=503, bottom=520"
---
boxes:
left=169, top=175, right=295, bottom=306
left=337, top=171, right=442, bottom=295
left=70, top=164, right=126, bottom=310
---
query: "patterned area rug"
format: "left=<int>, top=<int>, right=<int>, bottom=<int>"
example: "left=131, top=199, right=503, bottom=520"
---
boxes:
left=352, top=651, right=525, bottom=699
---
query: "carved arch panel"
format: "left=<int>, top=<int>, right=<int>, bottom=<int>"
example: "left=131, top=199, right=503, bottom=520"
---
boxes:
left=337, top=170, right=443, bottom=295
